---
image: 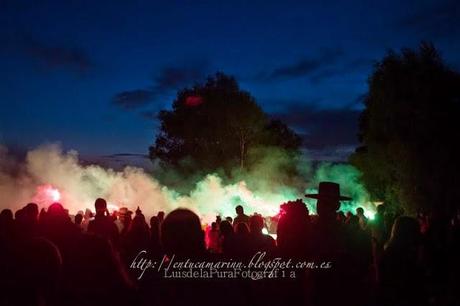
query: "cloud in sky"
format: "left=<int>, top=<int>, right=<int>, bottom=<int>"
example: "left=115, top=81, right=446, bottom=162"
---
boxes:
left=2, top=33, right=94, bottom=75
left=264, top=48, right=344, bottom=80
left=112, top=61, right=209, bottom=110
left=112, top=89, right=155, bottom=110
left=250, top=48, right=374, bottom=85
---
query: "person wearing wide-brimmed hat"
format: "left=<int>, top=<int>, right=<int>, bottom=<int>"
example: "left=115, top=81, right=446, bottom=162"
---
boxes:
left=304, top=182, right=357, bottom=306
left=305, top=181, right=351, bottom=221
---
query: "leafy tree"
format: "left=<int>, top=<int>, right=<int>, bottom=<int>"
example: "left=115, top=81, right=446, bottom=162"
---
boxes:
left=150, top=73, right=301, bottom=179
left=350, top=43, right=460, bottom=215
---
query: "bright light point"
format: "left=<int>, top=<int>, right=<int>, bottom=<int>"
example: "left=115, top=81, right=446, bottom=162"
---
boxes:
left=262, top=227, right=269, bottom=235
left=35, top=184, right=61, bottom=205
left=364, top=210, right=375, bottom=220
left=48, top=188, right=61, bottom=202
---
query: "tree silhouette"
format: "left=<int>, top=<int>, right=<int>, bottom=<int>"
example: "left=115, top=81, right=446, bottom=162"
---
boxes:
left=350, top=42, right=460, bottom=215
left=150, top=72, right=301, bottom=178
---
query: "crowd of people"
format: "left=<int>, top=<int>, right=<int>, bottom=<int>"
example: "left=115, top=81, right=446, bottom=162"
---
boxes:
left=0, top=182, right=459, bottom=306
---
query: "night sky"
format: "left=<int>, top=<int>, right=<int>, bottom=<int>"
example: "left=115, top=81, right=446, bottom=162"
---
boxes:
left=1, top=0, right=459, bottom=163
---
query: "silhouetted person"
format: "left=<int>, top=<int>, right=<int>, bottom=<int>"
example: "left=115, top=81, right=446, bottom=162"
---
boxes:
left=371, top=203, right=388, bottom=282
left=74, top=213, right=83, bottom=231
left=0, top=209, right=14, bottom=243
left=233, top=205, right=250, bottom=229
left=157, top=209, right=225, bottom=306
left=336, top=210, right=346, bottom=223
left=0, top=208, right=15, bottom=303
left=118, top=207, right=132, bottom=236
left=304, top=182, right=355, bottom=306
left=149, top=216, right=162, bottom=255
left=207, top=222, right=220, bottom=253
left=74, top=213, right=83, bottom=225
left=275, top=200, right=311, bottom=305
left=379, top=216, right=425, bottom=306
left=122, top=207, right=150, bottom=268
left=13, top=203, right=39, bottom=239
left=218, top=220, right=236, bottom=256
left=161, top=208, right=205, bottom=258
left=356, top=207, right=368, bottom=230
left=225, top=221, right=251, bottom=260
left=88, top=198, right=119, bottom=244
left=66, top=229, right=135, bottom=306
left=39, top=203, right=80, bottom=254
left=345, top=211, right=353, bottom=223
left=7, top=237, right=62, bottom=306
left=248, top=214, right=275, bottom=254
left=157, top=211, right=165, bottom=224
left=81, top=208, right=93, bottom=232
left=277, top=199, right=310, bottom=258
left=347, top=213, right=373, bottom=300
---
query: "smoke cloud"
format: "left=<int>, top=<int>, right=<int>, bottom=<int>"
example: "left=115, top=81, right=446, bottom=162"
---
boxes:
left=0, top=144, right=375, bottom=222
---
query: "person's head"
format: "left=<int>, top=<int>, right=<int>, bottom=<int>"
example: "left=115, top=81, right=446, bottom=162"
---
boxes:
left=161, top=209, right=205, bottom=257
left=317, top=198, right=341, bottom=220
left=157, top=211, right=165, bottom=222
left=226, top=216, right=233, bottom=223
left=74, top=213, right=83, bottom=225
left=15, top=208, right=25, bottom=221
left=219, top=220, right=233, bottom=237
left=43, top=203, right=70, bottom=228
left=277, top=200, right=310, bottom=256
left=336, top=211, right=345, bottom=222
left=211, top=222, right=218, bottom=231
left=24, top=203, right=39, bottom=221
left=347, top=215, right=360, bottom=227
left=149, top=216, right=160, bottom=241
left=150, top=216, right=160, bottom=229
left=377, top=204, right=386, bottom=215
left=306, top=182, right=350, bottom=221
left=84, top=208, right=93, bottom=219
left=249, top=215, right=264, bottom=234
left=129, top=214, right=148, bottom=233
left=47, top=203, right=67, bottom=218
left=0, top=209, right=13, bottom=222
left=235, top=205, right=244, bottom=215
left=94, top=198, right=107, bottom=215
left=356, top=207, right=364, bottom=216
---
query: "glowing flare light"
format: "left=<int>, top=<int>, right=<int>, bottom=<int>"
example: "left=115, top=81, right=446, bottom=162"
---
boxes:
left=34, top=184, right=61, bottom=205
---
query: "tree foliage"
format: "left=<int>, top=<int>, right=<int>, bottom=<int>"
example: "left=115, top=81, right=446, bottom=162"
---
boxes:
left=350, top=43, right=460, bottom=215
left=150, top=73, right=301, bottom=178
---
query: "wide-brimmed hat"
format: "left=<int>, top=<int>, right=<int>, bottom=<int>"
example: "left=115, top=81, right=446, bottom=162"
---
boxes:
left=305, top=182, right=351, bottom=201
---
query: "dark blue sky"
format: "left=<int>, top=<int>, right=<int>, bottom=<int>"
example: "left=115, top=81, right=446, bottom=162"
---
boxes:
left=1, top=0, right=459, bottom=161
